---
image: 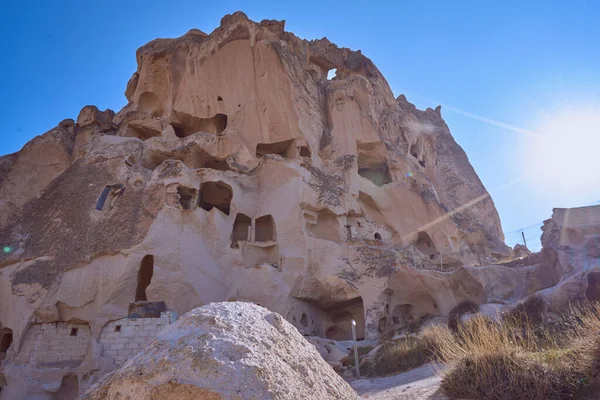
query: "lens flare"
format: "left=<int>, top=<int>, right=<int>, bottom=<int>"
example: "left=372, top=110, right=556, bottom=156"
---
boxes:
left=3, top=246, right=10, bottom=253
left=522, top=106, right=600, bottom=200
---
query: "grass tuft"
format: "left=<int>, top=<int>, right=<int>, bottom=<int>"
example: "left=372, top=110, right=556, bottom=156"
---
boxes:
left=366, top=300, right=600, bottom=399
left=502, top=295, right=547, bottom=326
left=448, top=300, right=479, bottom=332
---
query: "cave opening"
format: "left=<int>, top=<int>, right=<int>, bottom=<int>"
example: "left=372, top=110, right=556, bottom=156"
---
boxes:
left=135, top=255, right=154, bottom=302
left=0, top=329, right=12, bottom=354
left=232, top=213, right=252, bottom=242
left=198, top=181, right=233, bottom=215
left=255, top=215, right=275, bottom=242
left=177, top=186, right=197, bottom=210
left=414, top=231, right=437, bottom=257
left=172, top=112, right=228, bottom=138
left=323, top=297, right=365, bottom=341
left=586, top=272, right=600, bottom=302
left=256, top=139, right=295, bottom=158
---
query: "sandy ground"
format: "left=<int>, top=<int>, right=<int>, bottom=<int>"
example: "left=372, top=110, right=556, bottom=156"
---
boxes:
left=349, top=363, right=449, bottom=400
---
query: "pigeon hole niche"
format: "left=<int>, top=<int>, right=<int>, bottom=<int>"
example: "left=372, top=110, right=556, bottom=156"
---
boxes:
left=356, top=141, right=392, bottom=187
left=256, top=139, right=295, bottom=158
left=255, top=214, right=276, bottom=242
left=138, top=92, right=164, bottom=117
left=198, top=181, right=233, bottom=215
left=232, top=213, right=252, bottom=243
left=171, top=110, right=228, bottom=138
left=177, top=186, right=198, bottom=210
left=306, top=209, right=341, bottom=242
left=299, top=145, right=311, bottom=158
left=240, top=214, right=279, bottom=268
left=414, top=231, right=438, bottom=259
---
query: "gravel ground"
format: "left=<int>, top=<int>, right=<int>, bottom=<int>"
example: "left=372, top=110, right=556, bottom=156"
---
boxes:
left=349, top=363, right=450, bottom=400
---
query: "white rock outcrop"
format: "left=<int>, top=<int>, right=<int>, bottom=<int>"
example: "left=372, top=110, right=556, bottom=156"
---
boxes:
left=81, top=302, right=359, bottom=400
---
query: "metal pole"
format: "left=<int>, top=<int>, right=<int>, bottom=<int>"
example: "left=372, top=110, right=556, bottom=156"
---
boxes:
left=522, top=231, right=532, bottom=264
left=352, top=320, right=360, bottom=378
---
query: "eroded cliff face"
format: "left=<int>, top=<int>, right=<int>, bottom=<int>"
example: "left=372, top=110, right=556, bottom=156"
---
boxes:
left=534, top=205, right=600, bottom=311
left=0, top=12, right=509, bottom=398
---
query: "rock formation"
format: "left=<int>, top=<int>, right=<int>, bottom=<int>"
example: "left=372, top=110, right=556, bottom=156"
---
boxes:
left=0, top=11, right=515, bottom=398
left=535, top=205, right=600, bottom=311
left=81, top=302, right=359, bottom=400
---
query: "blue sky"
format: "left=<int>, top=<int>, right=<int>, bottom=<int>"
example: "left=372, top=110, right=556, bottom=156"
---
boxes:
left=1, top=0, right=599, bottom=250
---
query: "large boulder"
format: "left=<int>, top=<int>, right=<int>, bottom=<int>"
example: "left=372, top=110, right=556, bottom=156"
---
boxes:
left=81, top=302, right=359, bottom=400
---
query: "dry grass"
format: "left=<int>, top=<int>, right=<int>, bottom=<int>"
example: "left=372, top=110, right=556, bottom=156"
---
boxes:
left=502, top=295, right=547, bottom=326
left=361, top=329, right=448, bottom=376
left=367, top=300, right=600, bottom=399
left=448, top=300, right=479, bottom=332
left=343, top=345, right=375, bottom=367
left=437, top=301, right=600, bottom=399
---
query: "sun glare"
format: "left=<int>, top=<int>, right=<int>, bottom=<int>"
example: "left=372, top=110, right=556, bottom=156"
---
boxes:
left=523, top=107, right=600, bottom=198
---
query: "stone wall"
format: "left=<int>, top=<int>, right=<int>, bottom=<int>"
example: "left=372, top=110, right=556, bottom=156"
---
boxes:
left=99, top=311, right=177, bottom=366
left=15, top=322, right=91, bottom=367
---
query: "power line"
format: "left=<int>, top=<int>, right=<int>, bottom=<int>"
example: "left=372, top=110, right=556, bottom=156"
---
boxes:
left=504, top=200, right=600, bottom=236
left=504, top=222, right=545, bottom=234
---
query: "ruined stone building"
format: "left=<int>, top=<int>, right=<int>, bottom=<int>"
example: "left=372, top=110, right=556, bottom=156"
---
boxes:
left=0, top=11, right=529, bottom=398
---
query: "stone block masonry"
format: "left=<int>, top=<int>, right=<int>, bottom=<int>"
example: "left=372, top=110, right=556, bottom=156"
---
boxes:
left=99, top=311, right=177, bottom=366
left=15, top=322, right=91, bottom=367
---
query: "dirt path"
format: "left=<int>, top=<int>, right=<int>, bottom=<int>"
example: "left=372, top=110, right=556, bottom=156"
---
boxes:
left=349, top=363, right=449, bottom=400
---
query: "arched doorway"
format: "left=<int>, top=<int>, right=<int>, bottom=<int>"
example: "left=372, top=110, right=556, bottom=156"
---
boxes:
left=135, top=255, right=154, bottom=302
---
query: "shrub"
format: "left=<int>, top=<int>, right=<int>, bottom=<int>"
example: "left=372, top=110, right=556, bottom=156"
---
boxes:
left=441, top=349, right=591, bottom=400
left=502, top=295, right=547, bottom=326
left=448, top=300, right=479, bottom=332
left=364, top=300, right=600, bottom=399
left=361, top=333, right=442, bottom=376
left=438, top=302, right=600, bottom=399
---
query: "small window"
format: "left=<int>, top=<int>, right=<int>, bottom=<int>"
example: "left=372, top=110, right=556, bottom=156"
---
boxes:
left=114, top=325, right=122, bottom=333
left=299, top=146, right=311, bottom=158
left=177, top=186, right=197, bottom=210
left=70, top=327, right=78, bottom=337
left=300, top=313, right=308, bottom=327
left=374, top=232, right=382, bottom=240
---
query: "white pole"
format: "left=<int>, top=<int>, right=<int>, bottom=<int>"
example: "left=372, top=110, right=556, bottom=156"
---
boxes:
left=352, top=319, right=360, bottom=377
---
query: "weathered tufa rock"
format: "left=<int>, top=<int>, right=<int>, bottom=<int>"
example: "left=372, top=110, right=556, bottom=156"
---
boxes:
left=77, top=105, right=115, bottom=130
left=81, top=302, right=359, bottom=400
left=513, top=243, right=530, bottom=257
left=0, top=12, right=517, bottom=396
left=535, top=205, right=600, bottom=311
